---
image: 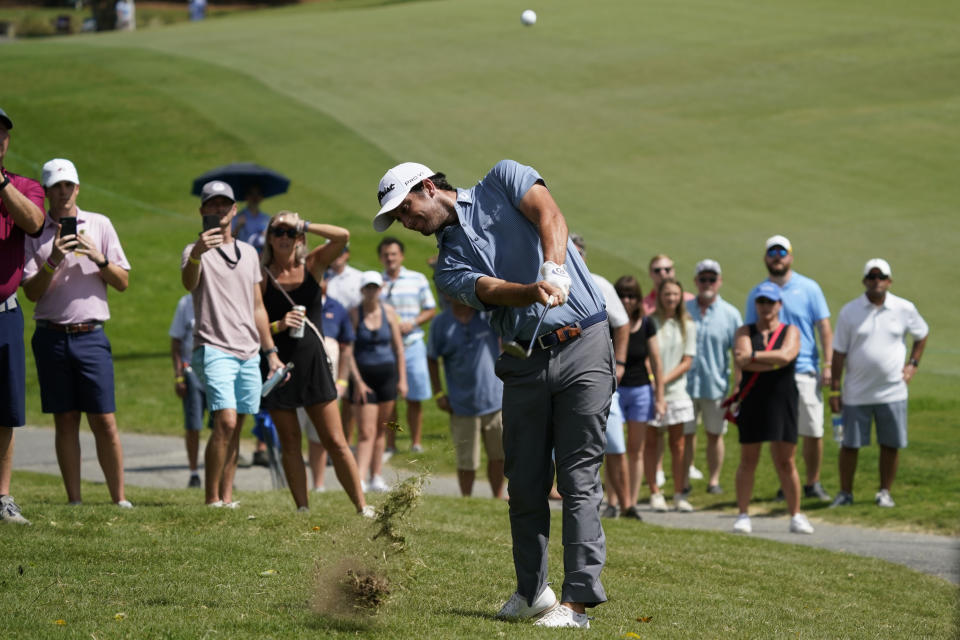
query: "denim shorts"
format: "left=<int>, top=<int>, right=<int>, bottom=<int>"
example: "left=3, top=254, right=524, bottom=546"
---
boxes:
left=842, top=401, right=908, bottom=449
left=604, top=391, right=626, bottom=455
left=1, top=306, right=26, bottom=426
left=618, top=384, right=654, bottom=423
left=403, top=339, right=433, bottom=402
left=192, top=345, right=261, bottom=415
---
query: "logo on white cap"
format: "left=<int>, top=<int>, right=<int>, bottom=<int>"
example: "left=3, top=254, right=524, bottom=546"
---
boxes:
left=373, top=162, right=434, bottom=232
left=41, top=158, right=80, bottom=188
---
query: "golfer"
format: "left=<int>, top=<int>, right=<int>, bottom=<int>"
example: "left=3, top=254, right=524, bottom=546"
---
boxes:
left=373, top=160, right=613, bottom=629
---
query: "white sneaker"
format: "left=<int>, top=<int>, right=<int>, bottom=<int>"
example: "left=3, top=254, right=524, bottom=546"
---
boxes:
left=313, top=486, right=326, bottom=493
left=360, top=505, right=377, bottom=519
left=655, top=469, right=666, bottom=487
left=649, top=493, right=668, bottom=512
left=0, top=495, right=31, bottom=525
left=368, top=475, right=389, bottom=493
left=875, top=489, right=895, bottom=508
left=207, top=500, right=224, bottom=508
left=533, top=605, right=590, bottom=629
left=496, top=585, right=558, bottom=620
left=674, top=496, right=694, bottom=512
left=688, top=465, right=704, bottom=480
left=224, top=501, right=240, bottom=509
left=116, top=500, right=133, bottom=509
left=733, top=514, right=752, bottom=534
left=790, top=513, right=814, bottom=534
left=361, top=479, right=368, bottom=493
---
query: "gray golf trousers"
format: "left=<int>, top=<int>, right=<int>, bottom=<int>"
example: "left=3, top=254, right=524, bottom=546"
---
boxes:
left=494, top=319, right=615, bottom=607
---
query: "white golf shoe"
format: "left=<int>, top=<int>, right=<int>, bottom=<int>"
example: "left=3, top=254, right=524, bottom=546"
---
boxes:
left=496, top=584, right=558, bottom=620
left=533, top=604, right=590, bottom=629
left=649, top=493, right=668, bottom=512
left=790, top=513, right=814, bottom=534
left=732, top=513, right=752, bottom=534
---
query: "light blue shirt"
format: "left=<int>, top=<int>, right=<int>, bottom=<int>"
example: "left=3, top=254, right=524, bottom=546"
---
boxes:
left=744, top=272, right=830, bottom=374
left=380, top=266, right=436, bottom=345
left=427, top=310, right=503, bottom=416
left=168, top=293, right=195, bottom=362
left=686, top=295, right=742, bottom=400
left=433, top=160, right=604, bottom=342
left=232, top=208, right=270, bottom=252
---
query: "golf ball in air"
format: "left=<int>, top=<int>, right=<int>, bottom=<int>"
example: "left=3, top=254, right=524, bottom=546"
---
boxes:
left=521, top=9, right=537, bottom=26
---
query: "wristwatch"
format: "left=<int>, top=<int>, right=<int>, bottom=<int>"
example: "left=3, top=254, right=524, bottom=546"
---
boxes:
left=908, top=358, right=920, bottom=367
left=95, top=257, right=110, bottom=269
left=0, top=173, right=10, bottom=191
left=263, top=346, right=279, bottom=355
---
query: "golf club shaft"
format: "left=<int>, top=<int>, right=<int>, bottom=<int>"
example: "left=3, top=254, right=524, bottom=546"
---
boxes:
left=525, top=297, right=554, bottom=356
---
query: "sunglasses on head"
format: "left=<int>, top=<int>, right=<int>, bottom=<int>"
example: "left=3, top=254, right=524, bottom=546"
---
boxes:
left=865, top=273, right=889, bottom=281
left=652, top=266, right=674, bottom=274
left=270, top=227, right=299, bottom=238
left=766, top=247, right=789, bottom=258
left=697, top=276, right=718, bottom=284
left=756, top=297, right=777, bottom=305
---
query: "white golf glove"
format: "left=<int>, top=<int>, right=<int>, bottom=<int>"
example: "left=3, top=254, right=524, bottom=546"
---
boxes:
left=539, top=261, right=571, bottom=305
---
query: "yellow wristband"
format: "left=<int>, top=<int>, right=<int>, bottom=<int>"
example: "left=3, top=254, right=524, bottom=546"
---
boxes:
left=336, top=379, right=348, bottom=387
left=830, top=391, right=842, bottom=397
left=771, top=364, right=779, bottom=370
left=42, top=261, right=56, bottom=274
left=175, top=376, right=185, bottom=383
left=433, top=391, right=445, bottom=399
left=188, top=255, right=201, bottom=265
left=270, top=321, right=279, bottom=334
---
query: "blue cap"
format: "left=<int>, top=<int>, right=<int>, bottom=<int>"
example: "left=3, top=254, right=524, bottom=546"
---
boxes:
left=755, top=281, right=782, bottom=302
left=0, top=107, right=12, bottom=130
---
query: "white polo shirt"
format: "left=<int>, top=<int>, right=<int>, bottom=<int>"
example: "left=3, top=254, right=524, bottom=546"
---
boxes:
left=834, top=292, right=928, bottom=405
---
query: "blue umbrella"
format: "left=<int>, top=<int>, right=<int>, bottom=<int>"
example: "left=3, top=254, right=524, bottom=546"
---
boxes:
left=191, top=163, right=290, bottom=201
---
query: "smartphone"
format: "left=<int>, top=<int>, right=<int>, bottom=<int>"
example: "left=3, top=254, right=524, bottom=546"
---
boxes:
left=202, top=215, right=222, bottom=233
left=59, top=217, right=77, bottom=238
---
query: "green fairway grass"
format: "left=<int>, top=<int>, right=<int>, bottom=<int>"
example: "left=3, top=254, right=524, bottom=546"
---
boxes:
left=3, top=0, right=957, bottom=532
left=0, top=473, right=956, bottom=639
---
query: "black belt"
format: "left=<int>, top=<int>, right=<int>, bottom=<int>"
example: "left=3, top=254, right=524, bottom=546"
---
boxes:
left=36, top=320, right=104, bottom=334
left=517, top=310, right=607, bottom=351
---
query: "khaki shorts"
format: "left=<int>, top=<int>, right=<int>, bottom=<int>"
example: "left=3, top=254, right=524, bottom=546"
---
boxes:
left=683, top=397, right=728, bottom=436
left=795, top=372, right=824, bottom=438
left=451, top=410, right=505, bottom=471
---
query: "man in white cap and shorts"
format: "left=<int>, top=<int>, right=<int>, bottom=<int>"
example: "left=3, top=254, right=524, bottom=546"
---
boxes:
left=828, top=259, right=928, bottom=508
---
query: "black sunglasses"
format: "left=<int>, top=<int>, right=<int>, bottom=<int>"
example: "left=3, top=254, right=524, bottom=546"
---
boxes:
left=766, top=247, right=789, bottom=258
left=270, top=227, right=299, bottom=238
left=652, top=266, right=674, bottom=274
left=865, top=273, right=890, bottom=281
left=697, top=276, right=718, bottom=284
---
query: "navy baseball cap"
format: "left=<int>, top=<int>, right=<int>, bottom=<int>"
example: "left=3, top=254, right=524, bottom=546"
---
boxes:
left=0, top=107, right=12, bottom=130
left=755, top=281, right=782, bottom=302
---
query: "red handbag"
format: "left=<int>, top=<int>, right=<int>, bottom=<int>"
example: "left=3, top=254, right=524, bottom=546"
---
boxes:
left=721, top=323, right=787, bottom=424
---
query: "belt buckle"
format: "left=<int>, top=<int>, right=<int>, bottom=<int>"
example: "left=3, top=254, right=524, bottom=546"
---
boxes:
left=64, top=324, right=81, bottom=334
left=536, top=333, right=554, bottom=350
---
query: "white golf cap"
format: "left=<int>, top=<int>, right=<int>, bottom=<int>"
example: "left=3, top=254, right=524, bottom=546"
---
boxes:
left=695, top=259, right=722, bottom=275
left=41, top=158, right=79, bottom=187
left=863, top=258, right=892, bottom=278
left=765, top=234, right=792, bottom=253
left=373, top=162, right=434, bottom=232
left=360, top=270, right=383, bottom=289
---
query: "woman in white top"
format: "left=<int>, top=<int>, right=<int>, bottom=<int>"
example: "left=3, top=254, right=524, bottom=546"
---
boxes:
left=646, top=278, right=697, bottom=513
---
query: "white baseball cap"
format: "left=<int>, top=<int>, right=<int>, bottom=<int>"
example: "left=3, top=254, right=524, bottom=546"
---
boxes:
left=41, top=158, right=80, bottom=187
left=694, top=259, right=722, bottom=276
left=360, top=270, right=383, bottom=289
left=373, top=162, right=434, bottom=232
left=863, top=258, right=892, bottom=278
left=765, top=234, right=792, bottom=253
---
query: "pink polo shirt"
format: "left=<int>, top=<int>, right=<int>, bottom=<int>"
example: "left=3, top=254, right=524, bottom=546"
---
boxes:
left=0, top=171, right=45, bottom=300
left=23, top=208, right=131, bottom=323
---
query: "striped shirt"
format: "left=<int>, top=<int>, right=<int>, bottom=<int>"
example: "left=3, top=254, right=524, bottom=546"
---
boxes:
left=380, top=266, right=436, bottom=345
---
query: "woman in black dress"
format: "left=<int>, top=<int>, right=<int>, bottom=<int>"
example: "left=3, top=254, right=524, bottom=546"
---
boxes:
left=260, top=212, right=368, bottom=515
left=731, top=282, right=813, bottom=535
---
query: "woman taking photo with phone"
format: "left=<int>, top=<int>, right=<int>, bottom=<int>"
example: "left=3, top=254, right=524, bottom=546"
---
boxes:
left=260, top=212, right=370, bottom=515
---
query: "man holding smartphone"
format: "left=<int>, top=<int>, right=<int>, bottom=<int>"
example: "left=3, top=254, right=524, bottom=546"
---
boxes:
left=1, top=106, right=46, bottom=525
left=181, top=180, right=285, bottom=507
left=21, top=158, right=133, bottom=508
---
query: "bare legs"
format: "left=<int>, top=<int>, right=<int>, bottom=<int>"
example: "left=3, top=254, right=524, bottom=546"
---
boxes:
left=304, top=401, right=366, bottom=511
left=838, top=444, right=900, bottom=494
left=456, top=459, right=505, bottom=498
left=355, top=400, right=394, bottom=483
left=737, top=441, right=802, bottom=516
left=801, top=435, right=823, bottom=486
left=683, top=431, right=725, bottom=488
left=205, top=408, right=242, bottom=504
left=645, top=424, right=685, bottom=495
left=0, top=427, right=13, bottom=495
left=625, top=420, right=647, bottom=506
left=603, top=453, right=630, bottom=510
left=185, top=430, right=199, bottom=473
left=52, top=411, right=126, bottom=504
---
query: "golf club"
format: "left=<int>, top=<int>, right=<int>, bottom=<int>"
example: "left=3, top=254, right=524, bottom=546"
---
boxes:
left=502, top=295, right=555, bottom=359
